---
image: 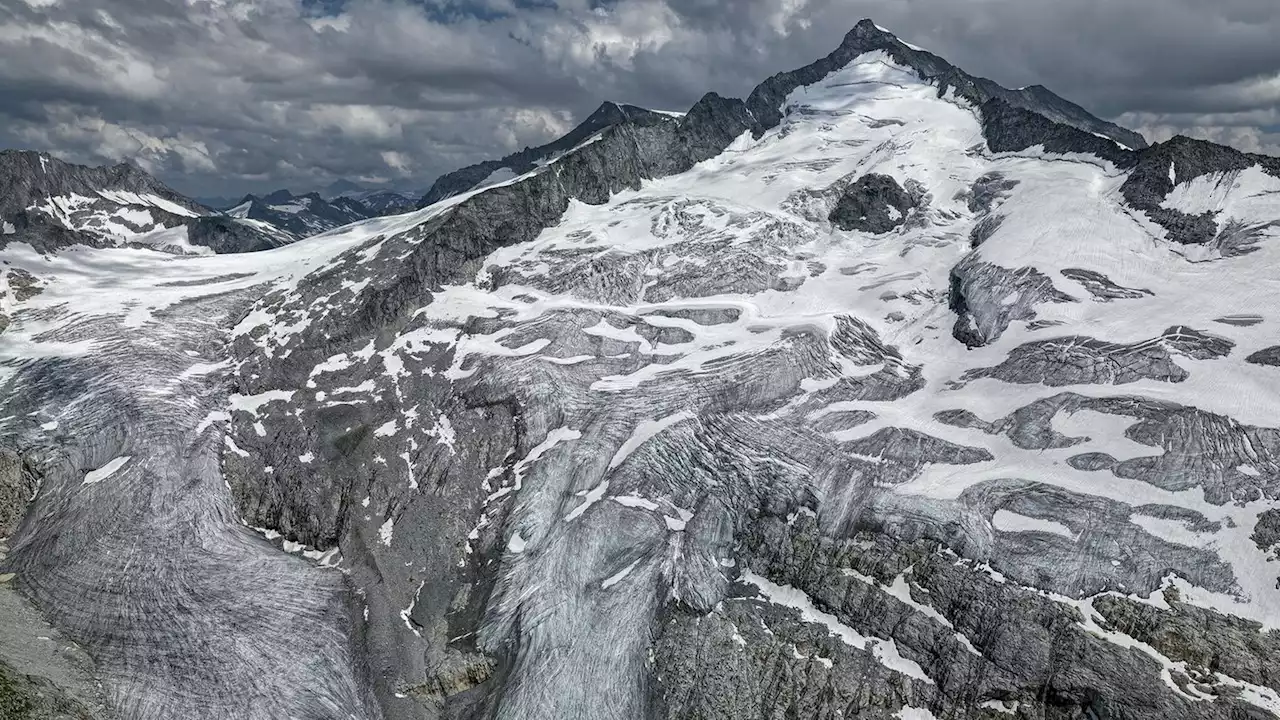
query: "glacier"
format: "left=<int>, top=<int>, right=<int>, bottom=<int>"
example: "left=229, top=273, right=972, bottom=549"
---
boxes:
left=1, top=18, right=1280, bottom=720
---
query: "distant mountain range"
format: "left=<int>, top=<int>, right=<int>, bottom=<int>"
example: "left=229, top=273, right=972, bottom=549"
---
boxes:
left=0, top=152, right=426, bottom=254
left=196, top=183, right=418, bottom=238
left=199, top=181, right=418, bottom=211
left=225, top=190, right=379, bottom=238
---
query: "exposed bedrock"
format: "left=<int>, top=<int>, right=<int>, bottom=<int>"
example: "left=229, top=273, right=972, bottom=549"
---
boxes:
left=417, top=102, right=677, bottom=207
left=0, top=150, right=202, bottom=221
left=654, top=511, right=1271, bottom=720
left=0, top=658, right=102, bottom=720
left=956, top=172, right=1019, bottom=248
left=1246, top=346, right=1280, bottom=367
left=828, top=174, right=918, bottom=233
left=185, top=215, right=294, bottom=254
left=959, top=326, right=1235, bottom=386
left=0, top=449, right=37, bottom=538
left=12, top=16, right=1280, bottom=720
left=1060, top=268, right=1152, bottom=302
left=212, top=45, right=1280, bottom=720
left=979, top=97, right=1138, bottom=167
left=1120, top=136, right=1280, bottom=247
left=948, top=258, right=1077, bottom=347
left=225, top=249, right=1280, bottom=719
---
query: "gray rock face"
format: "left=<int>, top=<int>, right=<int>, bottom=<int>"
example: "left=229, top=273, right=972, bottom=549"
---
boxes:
left=1061, top=268, right=1153, bottom=301
left=417, top=102, right=679, bottom=207
left=1253, top=510, right=1280, bottom=556
left=652, top=513, right=1262, bottom=720
left=0, top=450, right=36, bottom=539
left=0, top=580, right=115, bottom=720
left=957, top=172, right=1019, bottom=248
left=0, top=659, right=99, bottom=720
left=949, top=260, right=1077, bottom=347
left=829, top=174, right=916, bottom=233
left=5, top=16, right=1280, bottom=720
left=962, top=172, right=1020, bottom=215
left=185, top=215, right=294, bottom=253
left=747, top=20, right=1147, bottom=151
left=0, top=150, right=201, bottom=221
left=1120, top=136, right=1280, bottom=246
left=0, top=151, right=293, bottom=254
left=1246, top=346, right=1280, bottom=367
left=979, top=98, right=1139, bottom=167
left=939, top=391, right=1280, bottom=505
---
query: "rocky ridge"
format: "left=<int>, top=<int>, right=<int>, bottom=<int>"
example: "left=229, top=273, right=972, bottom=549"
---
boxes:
left=0, top=150, right=295, bottom=255
left=415, top=101, right=682, bottom=207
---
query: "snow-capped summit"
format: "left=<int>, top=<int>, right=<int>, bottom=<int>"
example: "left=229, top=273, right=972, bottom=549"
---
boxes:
left=746, top=19, right=1148, bottom=151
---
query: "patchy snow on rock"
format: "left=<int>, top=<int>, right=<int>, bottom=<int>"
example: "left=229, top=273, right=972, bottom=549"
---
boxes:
left=745, top=570, right=933, bottom=683
left=474, top=167, right=517, bottom=191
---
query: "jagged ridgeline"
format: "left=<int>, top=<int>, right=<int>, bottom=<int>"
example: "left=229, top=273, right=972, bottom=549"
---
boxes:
left=3, top=18, right=1280, bottom=720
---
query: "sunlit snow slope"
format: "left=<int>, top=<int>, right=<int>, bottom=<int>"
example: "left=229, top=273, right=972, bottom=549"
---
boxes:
left=3, top=18, right=1280, bottom=720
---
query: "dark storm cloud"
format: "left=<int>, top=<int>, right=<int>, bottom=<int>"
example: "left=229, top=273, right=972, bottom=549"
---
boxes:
left=1, top=0, right=1277, bottom=197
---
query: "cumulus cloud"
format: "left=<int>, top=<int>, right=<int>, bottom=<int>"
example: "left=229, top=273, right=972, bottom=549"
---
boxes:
left=1, top=0, right=1277, bottom=197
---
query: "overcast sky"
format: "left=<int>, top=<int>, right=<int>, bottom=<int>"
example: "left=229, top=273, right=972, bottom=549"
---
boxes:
left=3, top=0, right=1278, bottom=199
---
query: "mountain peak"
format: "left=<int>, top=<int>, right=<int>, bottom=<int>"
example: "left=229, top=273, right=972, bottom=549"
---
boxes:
left=827, top=21, right=1147, bottom=150
left=416, top=99, right=678, bottom=207
left=9, top=13, right=1280, bottom=720
left=850, top=18, right=894, bottom=38
left=0, top=148, right=206, bottom=221
left=261, top=189, right=295, bottom=204
left=590, top=100, right=623, bottom=114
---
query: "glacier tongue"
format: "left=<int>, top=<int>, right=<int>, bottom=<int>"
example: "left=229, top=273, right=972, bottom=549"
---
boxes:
left=3, top=22, right=1280, bottom=720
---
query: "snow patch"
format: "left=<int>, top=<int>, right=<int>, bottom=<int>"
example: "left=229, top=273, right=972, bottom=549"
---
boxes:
left=601, top=558, right=643, bottom=588
left=83, top=456, right=131, bottom=485
left=608, top=411, right=693, bottom=469
left=992, top=509, right=1075, bottom=540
